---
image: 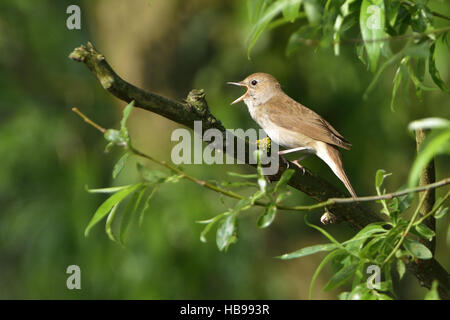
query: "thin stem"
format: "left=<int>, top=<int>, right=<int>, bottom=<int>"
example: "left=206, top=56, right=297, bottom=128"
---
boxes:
left=376, top=185, right=391, bottom=217
left=72, top=107, right=106, bottom=133
left=431, top=11, right=450, bottom=22
left=284, top=178, right=450, bottom=211
left=382, top=190, right=429, bottom=265
left=414, top=190, right=450, bottom=227
left=129, top=145, right=257, bottom=204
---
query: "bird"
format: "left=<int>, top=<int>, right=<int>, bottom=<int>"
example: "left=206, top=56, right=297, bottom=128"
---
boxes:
left=228, top=72, right=357, bottom=198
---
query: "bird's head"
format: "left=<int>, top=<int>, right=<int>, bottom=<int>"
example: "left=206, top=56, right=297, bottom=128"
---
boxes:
left=228, top=72, right=281, bottom=106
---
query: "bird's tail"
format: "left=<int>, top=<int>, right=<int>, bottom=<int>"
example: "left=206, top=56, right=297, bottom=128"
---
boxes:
left=316, top=143, right=357, bottom=198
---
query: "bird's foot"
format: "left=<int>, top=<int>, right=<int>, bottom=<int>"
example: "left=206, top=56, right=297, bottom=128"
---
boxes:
left=279, top=155, right=290, bottom=169
left=291, top=159, right=306, bottom=175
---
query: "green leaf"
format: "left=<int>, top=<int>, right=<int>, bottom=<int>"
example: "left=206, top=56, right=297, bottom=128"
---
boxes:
left=104, top=129, right=122, bottom=144
left=309, top=249, right=344, bottom=299
left=363, top=47, right=404, bottom=99
left=323, top=261, right=358, bottom=291
left=274, top=169, right=294, bottom=192
left=257, top=203, right=277, bottom=228
left=120, top=100, right=135, bottom=142
left=424, top=280, right=440, bottom=300
left=415, top=223, right=435, bottom=241
left=385, top=0, right=400, bottom=27
left=360, top=0, right=387, bottom=72
left=434, top=206, right=448, bottom=219
left=373, top=292, right=394, bottom=300
left=429, top=43, right=449, bottom=93
left=390, top=57, right=408, bottom=111
left=408, top=129, right=450, bottom=187
left=396, top=259, right=406, bottom=280
left=347, top=284, right=372, bottom=300
left=84, top=183, right=142, bottom=237
left=86, top=185, right=134, bottom=194
left=251, top=189, right=266, bottom=204
left=408, top=118, right=450, bottom=131
left=137, top=163, right=169, bottom=184
left=138, top=187, right=158, bottom=226
left=375, top=169, right=390, bottom=189
left=343, top=222, right=387, bottom=251
left=377, top=280, right=393, bottom=292
left=286, top=25, right=320, bottom=56
left=247, top=0, right=269, bottom=24
left=303, top=0, right=321, bottom=25
left=403, top=238, right=432, bottom=260
left=333, top=14, right=344, bottom=56
left=105, top=203, right=119, bottom=242
left=216, top=214, right=238, bottom=251
left=282, top=0, right=302, bottom=22
left=234, top=198, right=253, bottom=212
left=227, top=172, right=259, bottom=179
left=112, top=153, right=130, bottom=179
left=403, top=42, right=430, bottom=59
left=120, top=186, right=146, bottom=244
left=247, top=0, right=302, bottom=58
left=276, top=190, right=291, bottom=203
left=278, top=243, right=339, bottom=260
left=199, top=212, right=227, bottom=243
left=397, top=195, right=412, bottom=213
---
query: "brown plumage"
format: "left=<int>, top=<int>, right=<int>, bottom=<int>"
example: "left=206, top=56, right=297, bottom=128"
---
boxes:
left=264, top=93, right=352, bottom=150
left=228, top=72, right=357, bottom=198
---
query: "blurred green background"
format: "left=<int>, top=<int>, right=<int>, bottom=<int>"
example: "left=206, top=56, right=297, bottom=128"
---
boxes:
left=0, top=0, right=449, bottom=299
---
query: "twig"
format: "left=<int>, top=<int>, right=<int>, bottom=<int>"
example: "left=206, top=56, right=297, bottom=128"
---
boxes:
left=415, top=190, right=450, bottom=226
left=432, top=11, right=450, bottom=22
left=382, top=190, right=429, bottom=265
left=285, top=178, right=450, bottom=211
left=72, top=107, right=106, bottom=133
left=415, top=190, right=450, bottom=227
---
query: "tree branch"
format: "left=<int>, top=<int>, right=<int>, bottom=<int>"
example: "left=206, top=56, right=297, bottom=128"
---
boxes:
left=73, top=107, right=450, bottom=214
left=416, top=129, right=436, bottom=252
left=69, top=42, right=449, bottom=299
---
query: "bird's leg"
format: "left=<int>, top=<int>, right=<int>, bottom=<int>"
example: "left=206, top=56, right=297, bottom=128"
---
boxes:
left=278, top=146, right=310, bottom=155
left=291, top=154, right=311, bottom=175
left=278, top=148, right=312, bottom=174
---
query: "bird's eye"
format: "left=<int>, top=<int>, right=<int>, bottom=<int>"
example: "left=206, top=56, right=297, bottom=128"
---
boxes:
left=251, top=79, right=258, bottom=86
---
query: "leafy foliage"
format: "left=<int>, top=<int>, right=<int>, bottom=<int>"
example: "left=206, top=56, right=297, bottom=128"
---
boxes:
left=81, top=94, right=449, bottom=300
left=278, top=169, right=445, bottom=300
left=79, top=2, right=449, bottom=299
left=199, top=152, right=295, bottom=251
left=407, top=117, right=450, bottom=187
left=246, top=0, right=449, bottom=109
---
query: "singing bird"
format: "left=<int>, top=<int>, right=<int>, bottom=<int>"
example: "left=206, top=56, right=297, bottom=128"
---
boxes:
left=228, top=72, right=357, bottom=198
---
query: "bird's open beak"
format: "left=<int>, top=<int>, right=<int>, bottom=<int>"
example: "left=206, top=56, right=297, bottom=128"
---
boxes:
left=227, top=81, right=248, bottom=105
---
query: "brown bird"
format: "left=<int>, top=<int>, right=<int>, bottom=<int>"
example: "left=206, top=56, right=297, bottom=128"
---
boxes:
left=228, top=72, right=357, bottom=198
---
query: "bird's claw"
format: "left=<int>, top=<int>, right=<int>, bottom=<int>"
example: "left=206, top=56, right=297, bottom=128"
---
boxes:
left=291, top=160, right=306, bottom=175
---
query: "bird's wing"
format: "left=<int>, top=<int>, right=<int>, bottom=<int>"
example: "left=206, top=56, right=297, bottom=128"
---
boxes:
left=266, top=95, right=352, bottom=150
